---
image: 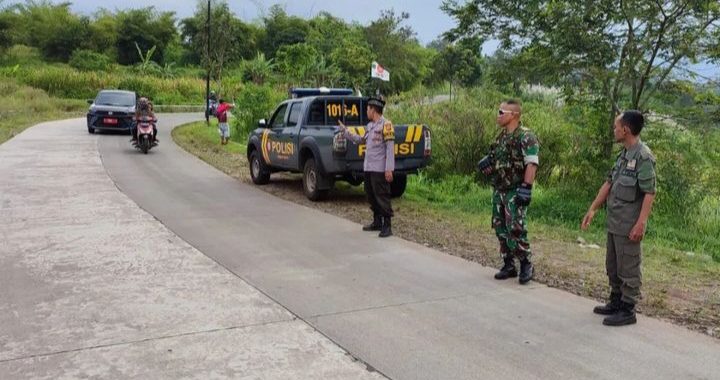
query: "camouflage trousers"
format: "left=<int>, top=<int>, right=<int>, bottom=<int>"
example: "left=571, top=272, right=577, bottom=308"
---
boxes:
left=492, top=189, right=531, bottom=262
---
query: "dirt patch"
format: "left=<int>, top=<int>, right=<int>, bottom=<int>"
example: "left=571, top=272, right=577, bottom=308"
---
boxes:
left=174, top=127, right=720, bottom=339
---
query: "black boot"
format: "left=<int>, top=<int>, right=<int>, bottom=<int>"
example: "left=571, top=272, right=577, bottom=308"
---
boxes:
left=593, top=292, right=622, bottom=315
left=603, top=301, right=637, bottom=326
left=494, top=257, right=517, bottom=280
left=519, top=259, right=534, bottom=284
left=379, top=216, right=393, bottom=238
left=363, top=214, right=382, bottom=231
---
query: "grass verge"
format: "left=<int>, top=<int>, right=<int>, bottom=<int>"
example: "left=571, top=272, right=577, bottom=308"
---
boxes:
left=0, top=79, right=87, bottom=144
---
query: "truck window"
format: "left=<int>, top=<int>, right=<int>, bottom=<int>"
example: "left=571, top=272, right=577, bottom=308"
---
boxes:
left=307, top=99, right=325, bottom=125
left=287, top=102, right=302, bottom=127
left=270, top=103, right=289, bottom=129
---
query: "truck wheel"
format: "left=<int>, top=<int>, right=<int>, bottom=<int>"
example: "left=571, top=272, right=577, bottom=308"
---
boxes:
left=250, top=150, right=271, bottom=185
left=390, top=173, right=407, bottom=198
left=303, top=158, right=329, bottom=201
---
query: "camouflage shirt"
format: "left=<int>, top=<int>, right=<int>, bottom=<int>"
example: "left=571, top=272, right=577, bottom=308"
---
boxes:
left=489, top=126, right=540, bottom=190
left=606, top=141, right=656, bottom=236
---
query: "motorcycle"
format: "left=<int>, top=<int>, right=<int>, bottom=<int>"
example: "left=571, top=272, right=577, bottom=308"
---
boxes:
left=206, top=99, right=218, bottom=119
left=133, top=119, right=157, bottom=154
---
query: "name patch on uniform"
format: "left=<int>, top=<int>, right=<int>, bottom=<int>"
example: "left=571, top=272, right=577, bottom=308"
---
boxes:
left=627, top=159, right=637, bottom=171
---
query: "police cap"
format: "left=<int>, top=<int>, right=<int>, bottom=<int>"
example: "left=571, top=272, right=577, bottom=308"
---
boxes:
left=367, top=97, right=386, bottom=109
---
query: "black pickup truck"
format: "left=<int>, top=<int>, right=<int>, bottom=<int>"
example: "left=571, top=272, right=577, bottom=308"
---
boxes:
left=247, top=88, right=432, bottom=201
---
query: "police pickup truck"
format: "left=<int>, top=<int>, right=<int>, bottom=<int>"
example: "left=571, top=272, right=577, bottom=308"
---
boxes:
left=247, top=88, right=432, bottom=201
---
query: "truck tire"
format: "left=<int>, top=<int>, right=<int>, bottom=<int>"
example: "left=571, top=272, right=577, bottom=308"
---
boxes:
left=250, top=150, right=271, bottom=185
left=390, top=173, right=407, bottom=198
left=303, top=158, right=329, bottom=201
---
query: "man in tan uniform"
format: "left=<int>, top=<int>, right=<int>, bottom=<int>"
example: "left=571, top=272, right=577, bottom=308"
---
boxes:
left=582, top=110, right=657, bottom=326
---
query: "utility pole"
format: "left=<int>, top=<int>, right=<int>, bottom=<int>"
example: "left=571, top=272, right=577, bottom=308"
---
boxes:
left=205, top=0, right=211, bottom=124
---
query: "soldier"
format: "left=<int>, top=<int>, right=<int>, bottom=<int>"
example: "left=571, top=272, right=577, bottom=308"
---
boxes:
left=478, top=99, right=539, bottom=284
left=338, top=97, right=395, bottom=238
left=581, top=110, right=656, bottom=326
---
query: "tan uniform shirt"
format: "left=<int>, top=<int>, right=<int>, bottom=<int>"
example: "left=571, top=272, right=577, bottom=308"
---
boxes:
left=606, top=141, right=657, bottom=236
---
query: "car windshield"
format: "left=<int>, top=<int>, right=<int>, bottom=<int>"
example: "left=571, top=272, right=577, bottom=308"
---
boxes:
left=95, top=92, right=135, bottom=107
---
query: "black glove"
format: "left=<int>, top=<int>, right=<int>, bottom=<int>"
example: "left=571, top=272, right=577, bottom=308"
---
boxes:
left=477, top=155, right=494, bottom=174
left=516, top=183, right=532, bottom=206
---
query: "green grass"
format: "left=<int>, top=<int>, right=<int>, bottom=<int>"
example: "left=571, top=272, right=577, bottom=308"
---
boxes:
left=172, top=119, right=246, bottom=154
left=405, top=174, right=720, bottom=263
left=0, top=79, right=87, bottom=144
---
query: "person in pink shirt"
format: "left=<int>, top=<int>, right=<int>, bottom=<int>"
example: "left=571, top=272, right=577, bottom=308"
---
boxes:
left=216, top=98, right=235, bottom=145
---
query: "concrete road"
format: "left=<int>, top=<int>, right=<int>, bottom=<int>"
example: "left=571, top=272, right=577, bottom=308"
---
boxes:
left=0, top=117, right=383, bottom=379
left=100, top=115, right=719, bottom=379
left=2, top=115, right=719, bottom=379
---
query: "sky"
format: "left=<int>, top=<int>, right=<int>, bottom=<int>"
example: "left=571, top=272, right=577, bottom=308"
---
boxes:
left=32, top=0, right=460, bottom=46
left=7, top=0, right=719, bottom=79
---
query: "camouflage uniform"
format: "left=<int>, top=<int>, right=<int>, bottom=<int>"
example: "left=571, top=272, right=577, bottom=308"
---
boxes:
left=605, top=141, right=656, bottom=305
left=489, top=126, right=540, bottom=262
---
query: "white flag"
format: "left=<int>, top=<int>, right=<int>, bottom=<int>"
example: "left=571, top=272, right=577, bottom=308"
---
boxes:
left=371, top=61, right=390, bottom=82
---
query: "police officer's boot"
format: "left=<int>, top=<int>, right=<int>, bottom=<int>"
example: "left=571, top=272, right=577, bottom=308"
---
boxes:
left=603, top=301, right=637, bottom=326
left=363, top=214, right=382, bottom=231
left=379, top=217, right=393, bottom=238
left=593, top=292, right=622, bottom=315
left=494, top=257, right=517, bottom=280
left=519, top=258, right=534, bottom=284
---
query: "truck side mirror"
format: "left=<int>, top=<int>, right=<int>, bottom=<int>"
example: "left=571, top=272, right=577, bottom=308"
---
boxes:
left=87, top=99, right=94, bottom=105
left=258, top=119, right=267, bottom=128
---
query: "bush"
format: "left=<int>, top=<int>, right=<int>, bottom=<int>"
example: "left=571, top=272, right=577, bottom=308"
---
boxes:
left=69, top=49, right=112, bottom=72
left=231, top=83, right=285, bottom=141
left=1, top=45, right=42, bottom=65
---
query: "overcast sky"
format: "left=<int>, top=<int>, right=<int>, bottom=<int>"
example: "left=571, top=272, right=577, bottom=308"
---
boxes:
left=7, top=0, right=718, bottom=78
left=20, top=0, right=458, bottom=45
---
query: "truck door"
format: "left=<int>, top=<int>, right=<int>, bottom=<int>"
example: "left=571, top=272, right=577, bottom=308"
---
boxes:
left=261, top=103, right=288, bottom=168
left=283, top=101, right=303, bottom=170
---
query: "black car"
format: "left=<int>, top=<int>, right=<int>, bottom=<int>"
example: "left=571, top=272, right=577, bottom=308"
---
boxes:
left=86, top=90, right=137, bottom=134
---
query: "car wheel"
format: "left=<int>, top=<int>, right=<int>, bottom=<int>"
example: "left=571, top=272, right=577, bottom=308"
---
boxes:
left=303, top=158, right=329, bottom=201
left=88, top=125, right=95, bottom=134
left=250, top=150, right=271, bottom=185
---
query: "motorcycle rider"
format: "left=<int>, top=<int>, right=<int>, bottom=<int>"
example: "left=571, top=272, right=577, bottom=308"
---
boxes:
left=132, top=97, right=158, bottom=144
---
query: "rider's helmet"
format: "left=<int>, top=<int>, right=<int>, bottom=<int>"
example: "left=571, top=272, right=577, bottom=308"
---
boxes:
left=138, top=97, right=150, bottom=111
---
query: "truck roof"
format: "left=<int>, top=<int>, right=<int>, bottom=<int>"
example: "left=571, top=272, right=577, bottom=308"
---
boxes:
left=290, top=87, right=354, bottom=99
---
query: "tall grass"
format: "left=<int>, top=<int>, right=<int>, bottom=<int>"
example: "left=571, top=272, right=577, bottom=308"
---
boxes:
left=390, top=87, right=720, bottom=261
left=0, top=64, right=227, bottom=105
left=0, top=78, right=86, bottom=143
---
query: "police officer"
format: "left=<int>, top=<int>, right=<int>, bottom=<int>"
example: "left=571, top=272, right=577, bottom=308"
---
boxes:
left=582, top=110, right=656, bottom=326
left=478, top=99, right=539, bottom=284
left=338, top=97, right=395, bottom=238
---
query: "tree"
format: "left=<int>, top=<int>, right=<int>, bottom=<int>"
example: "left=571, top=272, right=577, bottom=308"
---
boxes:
left=306, top=56, right=343, bottom=87
left=364, top=10, right=432, bottom=94
left=242, top=52, right=275, bottom=85
left=274, top=42, right=318, bottom=85
left=115, top=7, right=177, bottom=65
left=431, top=41, right=483, bottom=89
left=442, top=0, right=720, bottom=157
left=262, top=5, right=310, bottom=58
left=87, top=9, right=119, bottom=60
left=0, top=11, right=11, bottom=54
left=12, top=0, right=90, bottom=62
left=180, top=0, right=256, bottom=81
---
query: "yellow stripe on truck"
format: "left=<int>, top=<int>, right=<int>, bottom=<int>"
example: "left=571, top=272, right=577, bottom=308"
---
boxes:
left=405, top=126, right=415, bottom=143
left=413, top=125, right=423, bottom=142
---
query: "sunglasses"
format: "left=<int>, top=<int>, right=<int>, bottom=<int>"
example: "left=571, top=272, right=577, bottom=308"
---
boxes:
left=498, top=109, right=517, bottom=115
